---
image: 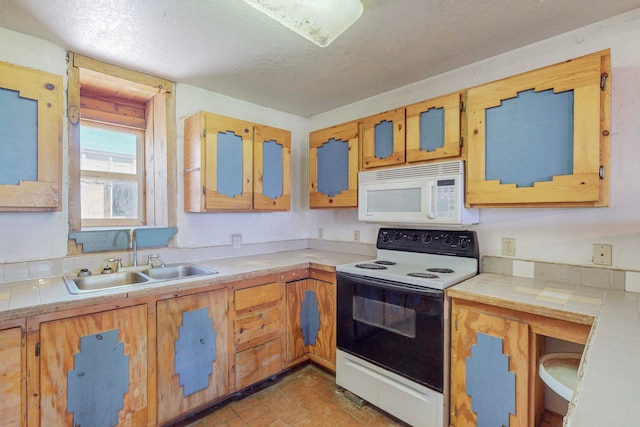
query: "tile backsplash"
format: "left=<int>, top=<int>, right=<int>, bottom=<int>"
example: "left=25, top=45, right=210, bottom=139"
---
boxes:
left=482, top=256, right=630, bottom=291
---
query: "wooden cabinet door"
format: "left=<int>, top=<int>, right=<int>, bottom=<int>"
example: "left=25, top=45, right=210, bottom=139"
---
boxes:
left=451, top=302, right=529, bottom=427
left=156, top=289, right=229, bottom=424
left=362, top=108, right=406, bottom=169
left=286, top=278, right=336, bottom=369
left=39, top=305, right=147, bottom=427
left=0, top=61, right=62, bottom=211
left=406, top=92, right=462, bottom=163
left=309, top=120, right=359, bottom=208
left=253, top=124, right=291, bottom=211
left=466, top=50, right=610, bottom=207
left=203, top=113, right=254, bottom=210
left=0, top=327, right=24, bottom=427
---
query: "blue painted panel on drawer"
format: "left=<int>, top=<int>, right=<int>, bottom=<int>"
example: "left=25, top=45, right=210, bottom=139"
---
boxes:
left=175, top=308, right=217, bottom=397
left=466, top=332, right=515, bottom=427
left=217, top=131, right=243, bottom=198
left=262, top=139, right=283, bottom=199
left=68, top=227, right=178, bottom=253
left=486, top=88, right=574, bottom=187
left=374, top=120, right=394, bottom=159
left=317, top=138, right=348, bottom=197
left=419, top=107, right=445, bottom=152
left=67, top=329, right=129, bottom=427
left=300, top=290, right=321, bottom=346
left=0, top=88, right=38, bottom=185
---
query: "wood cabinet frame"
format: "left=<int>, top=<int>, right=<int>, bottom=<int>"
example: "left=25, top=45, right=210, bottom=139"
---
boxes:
left=362, top=108, right=406, bottom=169
left=309, top=120, right=359, bottom=208
left=0, top=61, right=62, bottom=211
left=466, top=50, right=611, bottom=207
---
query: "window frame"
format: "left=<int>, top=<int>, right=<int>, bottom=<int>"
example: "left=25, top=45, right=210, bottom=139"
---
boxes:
left=67, top=52, right=177, bottom=255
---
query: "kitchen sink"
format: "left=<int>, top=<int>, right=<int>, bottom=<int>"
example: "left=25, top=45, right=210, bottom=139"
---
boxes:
left=63, top=263, right=218, bottom=294
left=64, top=271, right=150, bottom=293
left=143, top=264, right=218, bottom=280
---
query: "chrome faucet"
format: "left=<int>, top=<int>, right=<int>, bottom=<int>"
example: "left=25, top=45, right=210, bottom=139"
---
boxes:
left=129, top=228, right=138, bottom=266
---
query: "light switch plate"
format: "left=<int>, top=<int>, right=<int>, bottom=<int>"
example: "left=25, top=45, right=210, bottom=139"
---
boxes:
left=593, top=244, right=612, bottom=266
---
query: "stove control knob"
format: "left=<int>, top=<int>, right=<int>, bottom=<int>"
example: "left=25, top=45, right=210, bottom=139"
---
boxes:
left=458, top=238, right=468, bottom=249
left=422, top=234, right=432, bottom=244
left=443, top=234, right=453, bottom=244
left=394, top=232, right=402, bottom=241
left=411, top=233, right=419, bottom=241
left=381, top=231, right=389, bottom=242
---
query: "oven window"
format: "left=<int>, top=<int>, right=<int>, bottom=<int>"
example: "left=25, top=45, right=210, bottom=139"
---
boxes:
left=367, top=188, right=421, bottom=212
left=353, top=295, right=416, bottom=338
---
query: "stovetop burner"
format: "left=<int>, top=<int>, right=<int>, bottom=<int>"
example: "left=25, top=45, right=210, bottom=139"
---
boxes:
left=407, top=272, right=440, bottom=279
left=355, top=263, right=388, bottom=270
left=374, top=260, right=396, bottom=265
left=427, top=268, right=454, bottom=274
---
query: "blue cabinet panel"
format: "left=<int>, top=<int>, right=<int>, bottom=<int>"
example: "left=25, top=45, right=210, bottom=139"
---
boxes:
left=486, top=88, right=574, bottom=187
left=373, top=120, right=394, bottom=159
left=466, top=332, right=516, bottom=427
left=0, top=88, right=38, bottom=185
left=316, top=138, right=349, bottom=198
left=262, top=139, right=283, bottom=199
left=175, top=308, right=217, bottom=397
left=217, top=131, right=243, bottom=198
left=300, top=290, right=321, bottom=346
left=67, top=330, right=129, bottom=427
left=419, top=107, right=445, bottom=152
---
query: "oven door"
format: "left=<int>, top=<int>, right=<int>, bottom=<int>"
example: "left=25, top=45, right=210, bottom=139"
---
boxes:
left=336, top=271, right=444, bottom=392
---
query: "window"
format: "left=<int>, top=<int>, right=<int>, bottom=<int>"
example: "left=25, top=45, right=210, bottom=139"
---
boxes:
left=80, top=121, right=144, bottom=226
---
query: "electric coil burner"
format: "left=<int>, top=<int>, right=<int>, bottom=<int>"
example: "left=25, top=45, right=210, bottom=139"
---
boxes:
left=336, top=227, right=479, bottom=427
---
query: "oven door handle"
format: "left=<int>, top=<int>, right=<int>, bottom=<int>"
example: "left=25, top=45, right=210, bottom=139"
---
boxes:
left=336, top=272, right=444, bottom=298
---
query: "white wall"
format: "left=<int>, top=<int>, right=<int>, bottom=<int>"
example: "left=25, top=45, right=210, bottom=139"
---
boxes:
left=0, top=27, right=69, bottom=263
left=174, top=84, right=309, bottom=248
left=308, top=9, right=640, bottom=271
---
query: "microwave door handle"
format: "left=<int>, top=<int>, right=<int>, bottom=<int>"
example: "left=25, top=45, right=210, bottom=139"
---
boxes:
left=427, top=182, right=435, bottom=219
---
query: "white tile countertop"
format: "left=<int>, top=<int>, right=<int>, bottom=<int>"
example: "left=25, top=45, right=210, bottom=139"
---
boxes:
left=448, top=273, right=640, bottom=427
left=0, top=249, right=372, bottom=321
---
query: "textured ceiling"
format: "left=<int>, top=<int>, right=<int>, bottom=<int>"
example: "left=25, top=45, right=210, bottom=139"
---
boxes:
left=1, top=0, right=639, bottom=117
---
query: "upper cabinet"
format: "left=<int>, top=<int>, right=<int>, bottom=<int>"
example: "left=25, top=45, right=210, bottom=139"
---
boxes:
left=309, top=120, right=359, bottom=208
left=184, top=111, right=291, bottom=212
left=406, top=92, right=463, bottom=163
left=466, top=50, right=611, bottom=207
left=0, top=61, right=62, bottom=211
left=362, top=108, right=406, bottom=169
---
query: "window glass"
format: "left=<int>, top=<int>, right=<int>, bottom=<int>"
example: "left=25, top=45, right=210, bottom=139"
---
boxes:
left=80, top=122, right=144, bottom=225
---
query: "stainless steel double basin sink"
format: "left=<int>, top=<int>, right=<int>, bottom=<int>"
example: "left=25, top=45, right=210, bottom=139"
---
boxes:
left=63, top=264, right=218, bottom=294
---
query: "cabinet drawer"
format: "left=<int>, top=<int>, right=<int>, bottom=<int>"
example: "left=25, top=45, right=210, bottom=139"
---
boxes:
left=234, top=307, right=281, bottom=352
left=235, top=338, right=282, bottom=389
left=234, top=282, right=281, bottom=312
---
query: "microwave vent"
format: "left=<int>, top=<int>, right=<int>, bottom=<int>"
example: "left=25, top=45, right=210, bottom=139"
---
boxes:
left=359, top=160, right=463, bottom=183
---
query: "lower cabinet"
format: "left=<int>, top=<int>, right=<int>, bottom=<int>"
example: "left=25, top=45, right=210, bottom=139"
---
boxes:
left=232, top=281, right=284, bottom=390
left=286, top=275, right=336, bottom=370
left=38, top=305, right=148, bottom=427
left=156, top=289, right=229, bottom=424
left=0, top=326, right=24, bottom=427
left=450, top=302, right=529, bottom=427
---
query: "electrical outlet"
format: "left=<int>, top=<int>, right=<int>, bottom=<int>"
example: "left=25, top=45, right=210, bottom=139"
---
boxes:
left=502, top=238, right=516, bottom=257
left=318, top=228, right=324, bottom=239
left=232, top=234, right=241, bottom=249
left=593, top=244, right=612, bottom=266
left=353, top=230, right=360, bottom=242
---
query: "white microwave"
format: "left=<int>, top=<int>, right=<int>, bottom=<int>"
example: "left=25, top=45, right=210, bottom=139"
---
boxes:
left=358, top=160, right=479, bottom=225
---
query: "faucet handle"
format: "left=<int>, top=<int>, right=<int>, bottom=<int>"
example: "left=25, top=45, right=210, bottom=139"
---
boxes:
left=107, top=258, right=123, bottom=271
left=147, top=254, right=165, bottom=268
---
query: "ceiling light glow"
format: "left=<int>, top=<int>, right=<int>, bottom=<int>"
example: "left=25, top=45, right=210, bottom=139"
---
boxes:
left=244, top=0, right=364, bottom=47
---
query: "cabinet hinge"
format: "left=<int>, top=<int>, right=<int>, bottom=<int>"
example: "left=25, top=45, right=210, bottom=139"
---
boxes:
left=202, top=128, right=207, bottom=138
left=35, top=342, right=40, bottom=357
left=600, top=73, right=609, bottom=91
left=203, top=186, right=206, bottom=195
left=454, top=317, right=458, bottom=331
left=460, top=101, right=465, bottom=112
left=453, top=404, right=457, bottom=417
left=599, top=166, right=605, bottom=180
left=459, top=136, right=464, bottom=147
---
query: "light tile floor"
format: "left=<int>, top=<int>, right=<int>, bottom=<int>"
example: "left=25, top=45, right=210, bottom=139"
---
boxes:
left=179, top=364, right=408, bottom=426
